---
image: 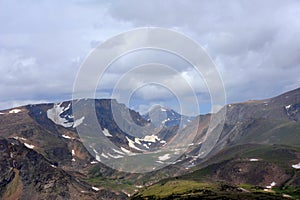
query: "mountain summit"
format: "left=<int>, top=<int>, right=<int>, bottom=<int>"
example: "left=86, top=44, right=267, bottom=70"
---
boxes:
left=142, top=105, right=194, bottom=128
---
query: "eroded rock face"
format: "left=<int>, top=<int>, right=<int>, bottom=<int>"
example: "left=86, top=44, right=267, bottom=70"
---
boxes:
left=285, top=103, right=300, bottom=121
left=0, top=138, right=127, bottom=200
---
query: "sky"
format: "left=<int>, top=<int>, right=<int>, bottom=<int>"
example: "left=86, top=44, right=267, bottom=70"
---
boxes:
left=0, top=0, right=299, bottom=115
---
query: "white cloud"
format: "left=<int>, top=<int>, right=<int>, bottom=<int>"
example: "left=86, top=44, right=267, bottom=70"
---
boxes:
left=0, top=0, right=299, bottom=115
left=108, top=0, right=300, bottom=103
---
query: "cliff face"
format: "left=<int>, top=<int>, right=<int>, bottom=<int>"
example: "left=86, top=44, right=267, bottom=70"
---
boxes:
left=0, top=138, right=126, bottom=200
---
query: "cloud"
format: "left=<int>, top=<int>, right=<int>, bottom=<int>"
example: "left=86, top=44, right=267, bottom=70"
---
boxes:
left=0, top=48, right=75, bottom=101
left=0, top=0, right=130, bottom=109
left=0, top=0, right=299, bottom=115
left=108, top=0, right=300, bottom=103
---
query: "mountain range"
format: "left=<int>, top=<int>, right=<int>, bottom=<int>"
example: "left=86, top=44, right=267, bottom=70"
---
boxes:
left=0, top=87, right=299, bottom=199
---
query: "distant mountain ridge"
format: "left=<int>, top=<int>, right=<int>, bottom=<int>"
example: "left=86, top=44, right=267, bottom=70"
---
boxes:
left=142, top=105, right=194, bottom=128
left=0, top=87, right=299, bottom=199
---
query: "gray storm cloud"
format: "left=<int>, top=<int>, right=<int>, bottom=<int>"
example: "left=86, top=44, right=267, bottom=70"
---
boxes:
left=0, top=0, right=299, bottom=114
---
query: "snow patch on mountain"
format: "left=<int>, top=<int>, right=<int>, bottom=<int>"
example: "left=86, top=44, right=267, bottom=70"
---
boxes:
left=101, top=153, right=108, bottom=159
left=121, top=147, right=132, bottom=154
left=292, top=163, right=300, bottom=169
left=92, top=187, right=100, bottom=191
left=90, top=146, right=102, bottom=161
left=9, top=109, right=22, bottom=114
left=13, top=136, right=27, bottom=141
left=162, top=118, right=170, bottom=124
left=134, top=138, right=142, bottom=145
left=73, top=116, right=85, bottom=128
left=285, top=104, right=291, bottom=109
left=158, top=154, right=170, bottom=161
left=47, top=103, right=86, bottom=128
left=126, top=136, right=142, bottom=151
left=266, top=181, right=276, bottom=189
left=90, top=146, right=98, bottom=154
left=62, top=134, right=73, bottom=139
left=47, top=103, right=73, bottom=128
left=160, top=107, right=167, bottom=112
left=96, top=154, right=101, bottom=161
left=64, top=103, right=71, bottom=111
left=112, top=148, right=125, bottom=155
left=102, top=128, right=113, bottom=137
left=71, top=149, right=76, bottom=162
left=142, top=134, right=160, bottom=143
left=24, top=143, right=35, bottom=149
left=107, top=153, right=123, bottom=159
left=50, top=164, right=57, bottom=168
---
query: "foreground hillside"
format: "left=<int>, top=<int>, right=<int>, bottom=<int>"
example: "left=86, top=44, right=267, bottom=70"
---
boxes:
left=131, top=144, right=300, bottom=199
left=0, top=137, right=127, bottom=200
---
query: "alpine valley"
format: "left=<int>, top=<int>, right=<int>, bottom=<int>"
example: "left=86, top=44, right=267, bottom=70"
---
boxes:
left=0, top=87, right=300, bottom=200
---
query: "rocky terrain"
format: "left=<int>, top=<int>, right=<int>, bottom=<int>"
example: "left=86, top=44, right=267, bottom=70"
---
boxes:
left=132, top=88, right=300, bottom=199
left=0, top=87, right=299, bottom=199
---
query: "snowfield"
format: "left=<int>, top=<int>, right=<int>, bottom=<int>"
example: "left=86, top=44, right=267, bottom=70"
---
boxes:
left=47, top=103, right=73, bottom=128
left=47, top=103, right=86, bottom=128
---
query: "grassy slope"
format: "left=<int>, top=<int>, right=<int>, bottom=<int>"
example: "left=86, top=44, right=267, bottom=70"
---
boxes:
left=131, top=144, right=300, bottom=199
left=235, top=119, right=300, bottom=146
left=131, top=180, right=293, bottom=200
